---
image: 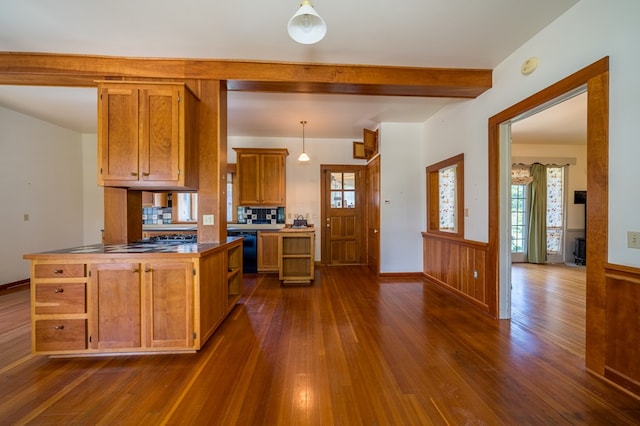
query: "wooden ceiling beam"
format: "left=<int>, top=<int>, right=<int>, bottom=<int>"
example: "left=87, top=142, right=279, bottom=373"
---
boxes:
left=0, top=52, right=492, bottom=98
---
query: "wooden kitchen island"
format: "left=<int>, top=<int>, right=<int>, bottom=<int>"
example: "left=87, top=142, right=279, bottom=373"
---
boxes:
left=23, top=238, right=243, bottom=356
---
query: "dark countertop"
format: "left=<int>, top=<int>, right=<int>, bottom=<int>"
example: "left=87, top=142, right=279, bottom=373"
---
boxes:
left=24, top=237, right=243, bottom=260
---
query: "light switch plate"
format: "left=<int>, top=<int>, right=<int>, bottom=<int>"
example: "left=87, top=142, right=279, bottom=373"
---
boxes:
left=628, top=231, right=640, bottom=249
left=203, top=214, right=214, bottom=226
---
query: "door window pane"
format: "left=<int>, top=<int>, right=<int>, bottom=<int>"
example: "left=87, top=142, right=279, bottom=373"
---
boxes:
left=343, top=173, right=355, bottom=190
left=331, top=173, right=342, bottom=189
left=330, top=173, right=356, bottom=208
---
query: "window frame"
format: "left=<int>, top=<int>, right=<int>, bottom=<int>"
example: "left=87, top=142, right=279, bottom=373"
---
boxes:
left=426, top=153, right=464, bottom=238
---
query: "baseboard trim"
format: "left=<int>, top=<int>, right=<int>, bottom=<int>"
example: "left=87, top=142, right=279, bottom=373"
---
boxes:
left=378, top=272, right=424, bottom=279
left=0, top=278, right=30, bottom=294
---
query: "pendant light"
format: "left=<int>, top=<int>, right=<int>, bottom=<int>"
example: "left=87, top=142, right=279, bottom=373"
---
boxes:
left=298, top=120, right=310, bottom=162
left=287, top=0, right=327, bottom=45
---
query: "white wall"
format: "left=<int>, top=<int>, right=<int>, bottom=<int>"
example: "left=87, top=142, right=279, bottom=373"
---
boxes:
left=379, top=123, right=425, bottom=272
left=0, top=107, right=85, bottom=283
left=424, top=0, right=640, bottom=268
left=228, top=135, right=366, bottom=261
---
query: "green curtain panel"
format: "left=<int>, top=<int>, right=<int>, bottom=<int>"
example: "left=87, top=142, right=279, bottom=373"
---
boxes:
left=527, top=163, right=547, bottom=264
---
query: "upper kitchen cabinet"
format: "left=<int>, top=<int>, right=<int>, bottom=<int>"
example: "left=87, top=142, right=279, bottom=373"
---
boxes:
left=234, top=148, right=289, bottom=206
left=97, top=81, right=199, bottom=190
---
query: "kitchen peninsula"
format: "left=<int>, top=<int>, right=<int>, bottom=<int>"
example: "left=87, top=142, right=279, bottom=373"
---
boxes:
left=23, top=237, right=242, bottom=356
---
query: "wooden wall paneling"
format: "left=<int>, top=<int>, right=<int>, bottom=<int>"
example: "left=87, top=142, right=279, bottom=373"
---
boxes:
left=421, top=233, right=489, bottom=313
left=604, top=264, right=640, bottom=395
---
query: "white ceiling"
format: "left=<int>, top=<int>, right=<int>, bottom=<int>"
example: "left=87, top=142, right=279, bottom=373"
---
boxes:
left=0, top=0, right=581, bottom=140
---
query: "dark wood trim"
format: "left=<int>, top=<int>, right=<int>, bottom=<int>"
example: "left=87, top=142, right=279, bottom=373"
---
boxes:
left=0, top=52, right=492, bottom=98
left=0, top=278, right=29, bottom=294
left=487, top=57, right=609, bottom=372
left=378, top=272, right=424, bottom=279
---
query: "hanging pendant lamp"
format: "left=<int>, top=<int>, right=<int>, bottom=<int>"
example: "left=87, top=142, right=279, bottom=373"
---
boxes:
left=298, top=120, right=310, bottom=162
left=287, top=0, right=327, bottom=45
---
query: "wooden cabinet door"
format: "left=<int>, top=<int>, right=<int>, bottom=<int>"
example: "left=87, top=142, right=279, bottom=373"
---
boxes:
left=235, top=149, right=288, bottom=206
left=89, top=263, right=141, bottom=350
left=143, top=261, right=194, bottom=348
left=260, top=153, right=286, bottom=205
left=139, top=86, right=181, bottom=184
left=198, top=250, right=227, bottom=346
left=98, top=86, right=140, bottom=184
left=237, top=152, right=261, bottom=205
left=258, top=232, right=279, bottom=272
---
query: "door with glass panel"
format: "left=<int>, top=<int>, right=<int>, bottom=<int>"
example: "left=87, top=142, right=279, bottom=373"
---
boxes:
left=320, top=166, right=365, bottom=265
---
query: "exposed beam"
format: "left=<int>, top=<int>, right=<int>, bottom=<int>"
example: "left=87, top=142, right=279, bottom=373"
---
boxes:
left=0, top=52, right=492, bottom=98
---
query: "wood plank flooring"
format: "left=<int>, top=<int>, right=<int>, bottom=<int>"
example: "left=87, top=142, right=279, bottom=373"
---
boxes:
left=1, top=265, right=639, bottom=424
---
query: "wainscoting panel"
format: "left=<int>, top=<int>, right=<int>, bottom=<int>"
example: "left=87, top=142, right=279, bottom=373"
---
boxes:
left=422, top=233, right=489, bottom=313
left=604, top=263, right=640, bottom=395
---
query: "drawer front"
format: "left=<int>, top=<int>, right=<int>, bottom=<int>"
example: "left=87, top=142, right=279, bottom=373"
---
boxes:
left=35, top=283, right=86, bottom=314
left=35, top=319, right=87, bottom=352
left=35, top=264, right=85, bottom=279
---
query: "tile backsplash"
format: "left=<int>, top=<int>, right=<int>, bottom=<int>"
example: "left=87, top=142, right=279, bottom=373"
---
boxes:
left=143, top=207, right=172, bottom=224
left=237, top=207, right=285, bottom=224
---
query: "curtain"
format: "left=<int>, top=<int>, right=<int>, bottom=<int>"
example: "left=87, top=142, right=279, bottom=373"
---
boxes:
left=527, top=163, right=547, bottom=264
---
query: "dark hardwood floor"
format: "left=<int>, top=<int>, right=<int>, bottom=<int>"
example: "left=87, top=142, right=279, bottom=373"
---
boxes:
left=1, top=264, right=639, bottom=424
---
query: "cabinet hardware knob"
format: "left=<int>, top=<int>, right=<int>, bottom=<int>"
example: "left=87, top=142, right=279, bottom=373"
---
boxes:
left=144, top=268, right=153, bottom=273
left=132, top=268, right=140, bottom=273
left=142, top=172, right=150, bottom=176
left=130, top=172, right=138, bottom=176
left=54, top=269, right=63, bottom=274
left=54, top=325, right=65, bottom=330
left=54, top=288, right=64, bottom=293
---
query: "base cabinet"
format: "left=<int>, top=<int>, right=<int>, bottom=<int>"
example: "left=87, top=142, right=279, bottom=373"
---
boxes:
left=27, top=240, right=242, bottom=356
left=90, top=263, right=142, bottom=350
left=258, top=231, right=280, bottom=272
left=278, top=231, right=315, bottom=284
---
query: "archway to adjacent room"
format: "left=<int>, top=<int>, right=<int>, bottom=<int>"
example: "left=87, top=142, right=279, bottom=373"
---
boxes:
left=488, top=57, right=609, bottom=370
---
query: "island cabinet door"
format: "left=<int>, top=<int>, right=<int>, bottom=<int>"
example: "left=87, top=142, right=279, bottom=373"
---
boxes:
left=142, top=261, right=195, bottom=349
left=88, top=263, right=142, bottom=350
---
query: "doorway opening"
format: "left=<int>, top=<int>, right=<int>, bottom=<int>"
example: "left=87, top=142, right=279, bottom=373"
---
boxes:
left=488, top=57, right=609, bottom=340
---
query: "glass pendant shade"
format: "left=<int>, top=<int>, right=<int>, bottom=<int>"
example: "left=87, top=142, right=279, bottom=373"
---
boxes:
left=298, top=120, right=310, bottom=162
left=287, top=0, right=327, bottom=44
left=298, top=152, right=310, bottom=162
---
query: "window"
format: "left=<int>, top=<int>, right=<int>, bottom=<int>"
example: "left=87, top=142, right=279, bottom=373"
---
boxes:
left=330, top=172, right=356, bottom=208
left=546, top=166, right=565, bottom=256
left=175, top=193, right=198, bottom=222
left=511, top=184, right=527, bottom=253
left=426, top=154, right=464, bottom=237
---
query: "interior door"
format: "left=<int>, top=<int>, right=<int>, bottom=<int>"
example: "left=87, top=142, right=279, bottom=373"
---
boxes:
left=366, top=156, right=380, bottom=275
left=321, top=166, right=365, bottom=265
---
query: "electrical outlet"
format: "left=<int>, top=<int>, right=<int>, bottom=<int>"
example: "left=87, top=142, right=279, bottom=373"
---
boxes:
left=203, top=214, right=214, bottom=226
left=628, top=231, right=640, bottom=249
left=23, top=213, right=29, bottom=221
left=473, top=270, right=478, bottom=279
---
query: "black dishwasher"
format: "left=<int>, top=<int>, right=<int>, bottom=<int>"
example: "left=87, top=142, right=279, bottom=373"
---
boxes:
left=227, top=230, right=258, bottom=273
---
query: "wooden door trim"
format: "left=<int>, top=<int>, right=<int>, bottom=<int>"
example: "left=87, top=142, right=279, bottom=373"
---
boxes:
left=488, top=57, right=609, bottom=373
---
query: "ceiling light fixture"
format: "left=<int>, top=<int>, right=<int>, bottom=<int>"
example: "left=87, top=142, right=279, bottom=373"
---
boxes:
left=287, top=0, right=327, bottom=45
left=298, top=120, right=310, bottom=162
